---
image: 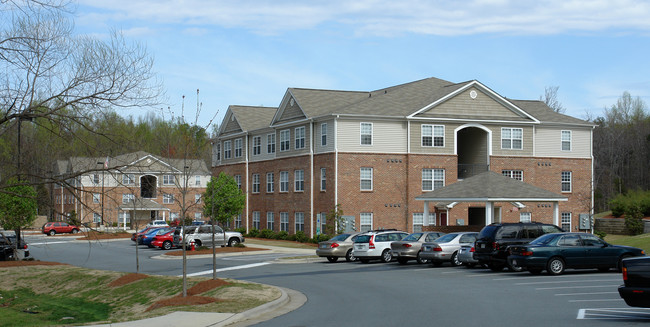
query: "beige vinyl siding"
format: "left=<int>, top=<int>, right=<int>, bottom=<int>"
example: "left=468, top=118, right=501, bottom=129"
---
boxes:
left=249, top=131, right=276, bottom=162
left=223, top=114, right=242, bottom=133
left=491, top=125, right=534, bottom=156
left=337, top=120, right=407, bottom=153
left=219, top=137, right=247, bottom=164
left=276, top=97, right=306, bottom=123
left=424, top=88, right=526, bottom=120
left=315, top=119, right=335, bottom=154
left=410, top=122, right=458, bottom=154
left=535, top=127, right=591, bottom=158
left=275, top=123, right=311, bottom=158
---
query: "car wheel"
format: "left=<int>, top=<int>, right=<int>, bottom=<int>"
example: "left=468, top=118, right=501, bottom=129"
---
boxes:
left=360, top=259, right=370, bottom=264
left=345, top=249, right=356, bottom=262
left=48, top=230, right=56, bottom=236
left=547, top=257, right=565, bottom=275
left=507, top=258, right=524, bottom=272
left=71, top=229, right=79, bottom=234
left=416, top=251, right=429, bottom=264
left=327, top=256, right=339, bottom=263
left=618, top=254, right=633, bottom=272
left=162, top=241, right=172, bottom=250
left=488, top=263, right=505, bottom=272
left=194, top=240, right=202, bottom=247
left=450, top=252, right=461, bottom=267
left=528, top=268, right=543, bottom=275
left=381, top=249, right=392, bottom=263
left=397, top=258, right=409, bottom=265
left=228, top=238, right=240, bottom=247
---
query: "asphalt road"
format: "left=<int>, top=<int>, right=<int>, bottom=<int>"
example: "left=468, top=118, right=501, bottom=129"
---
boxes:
left=25, top=234, right=650, bottom=326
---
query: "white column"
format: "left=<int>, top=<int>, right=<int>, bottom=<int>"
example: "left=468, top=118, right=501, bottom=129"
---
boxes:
left=553, top=202, right=559, bottom=226
left=423, top=201, right=430, bottom=226
left=486, top=202, right=493, bottom=225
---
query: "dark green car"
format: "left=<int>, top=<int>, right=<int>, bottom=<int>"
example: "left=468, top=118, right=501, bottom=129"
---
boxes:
left=508, top=232, right=645, bottom=275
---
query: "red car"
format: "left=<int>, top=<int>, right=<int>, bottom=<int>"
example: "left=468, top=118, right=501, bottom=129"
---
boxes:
left=150, top=229, right=176, bottom=250
left=131, top=226, right=156, bottom=242
left=42, top=222, right=81, bottom=236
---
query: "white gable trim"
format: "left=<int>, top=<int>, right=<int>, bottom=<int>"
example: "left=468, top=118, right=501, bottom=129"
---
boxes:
left=407, top=80, right=540, bottom=124
left=128, top=154, right=180, bottom=173
left=270, top=89, right=309, bottom=127
left=218, top=107, right=240, bottom=135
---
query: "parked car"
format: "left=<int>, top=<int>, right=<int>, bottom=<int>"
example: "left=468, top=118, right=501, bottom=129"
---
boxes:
left=420, top=232, right=479, bottom=266
left=151, top=229, right=177, bottom=250
left=146, top=220, right=169, bottom=228
left=0, top=232, right=29, bottom=261
left=138, top=227, right=171, bottom=247
left=316, top=233, right=361, bottom=262
left=42, top=222, right=81, bottom=236
left=474, top=222, right=564, bottom=271
left=619, top=256, right=650, bottom=307
left=131, top=226, right=157, bottom=242
left=457, top=245, right=480, bottom=268
left=173, top=225, right=245, bottom=248
left=508, top=232, right=645, bottom=275
left=390, top=231, right=446, bottom=264
left=353, top=229, right=409, bottom=263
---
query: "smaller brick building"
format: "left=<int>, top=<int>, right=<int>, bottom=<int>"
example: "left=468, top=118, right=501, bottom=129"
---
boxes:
left=53, top=151, right=210, bottom=228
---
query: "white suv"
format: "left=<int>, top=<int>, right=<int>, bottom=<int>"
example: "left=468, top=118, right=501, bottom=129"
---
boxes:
left=353, top=229, right=409, bottom=263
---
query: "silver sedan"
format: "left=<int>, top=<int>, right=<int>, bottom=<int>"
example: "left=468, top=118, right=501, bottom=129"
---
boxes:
left=390, top=231, right=446, bottom=264
left=316, top=233, right=361, bottom=262
left=420, top=232, right=479, bottom=267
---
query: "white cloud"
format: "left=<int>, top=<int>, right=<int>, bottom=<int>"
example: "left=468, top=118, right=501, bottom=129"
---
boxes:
left=77, top=0, right=650, bottom=36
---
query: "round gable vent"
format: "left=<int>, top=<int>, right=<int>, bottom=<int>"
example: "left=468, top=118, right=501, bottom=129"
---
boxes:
left=470, top=90, right=478, bottom=99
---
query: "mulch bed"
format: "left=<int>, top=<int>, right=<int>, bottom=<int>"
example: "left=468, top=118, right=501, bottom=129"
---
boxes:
left=0, top=260, right=65, bottom=268
left=108, top=273, right=149, bottom=287
left=165, top=246, right=268, bottom=256
left=146, top=278, right=230, bottom=311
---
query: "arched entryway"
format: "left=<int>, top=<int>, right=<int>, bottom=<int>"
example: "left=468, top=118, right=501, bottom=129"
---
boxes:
left=140, top=175, right=157, bottom=198
left=455, top=124, right=491, bottom=179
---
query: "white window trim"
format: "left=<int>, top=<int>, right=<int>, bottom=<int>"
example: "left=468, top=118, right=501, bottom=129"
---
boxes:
left=421, top=124, right=445, bottom=147
left=501, top=127, right=523, bottom=150
left=253, top=136, right=262, bottom=156
left=295, top=126, right=305, bottom=149
left=279, top=171, right=289, bottom=193
left=520, top=212, right=532, bottom=223
left=267, top=212, right=274, bottom=230
left=267, top=133, right=276, bottom=154
left=561, top=212, right=572, bottom=231
left=294, top=170, right=304, bottom=192
left=280, top=129, right=290, bottom=152
left=321, top=123, right=327, bottom=146
left=502, top=170, right=523, bottom=181
left=360, top=122, right=373, bottom=146
left=234, top=138, right=243, bottom=158
left=561, top=171, right=572, bottom=193
left=422, top=168, right=445, bottom=191
left=252, top=173, right=260, bottom=194
left=360, top=212, right=373, bottom=232
left=360, top=167, right=373, bottom=191
left=320, top=168, right=326, bottom=191
left=224, top=140, right=232, bottom=159
left=561, top=130, right=572, bottom=151
left=266, top=172, right=274, bottom=193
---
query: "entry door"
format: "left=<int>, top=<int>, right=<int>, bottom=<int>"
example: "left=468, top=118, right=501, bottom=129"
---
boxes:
left=440, top=213, right=447, bottom=226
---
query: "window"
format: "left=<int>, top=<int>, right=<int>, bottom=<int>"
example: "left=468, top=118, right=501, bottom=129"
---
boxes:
left=93, top=212, right=101, bottom=223
left=561, top=212, right=571, bottom=231
left=421, top=125, right=444, bottom=147
left=280, top=171, right=289, bottom=192
left=267, top=133, right=276, bottom=154
left=194, top=194, right=201, bottom=204
left=234, top=175, right=241, bottom=190
left=422, top=169, right=445, bottom=191
left=234, top=138, right=242, bottom=158
left=413, top=213, right=423, bottom=232
left=216, top=143, right=221, bottom=161
left=561, top=130, right=572, bottom=151
left=280, top=129, right=290, bottom=151
left=321, top=123, right=327, bottom=146
left=93, top=193, right=100, bottom=204
left=253, top=136, right=262, bottom=155
left=122, top=174, right=135, bottom=185
left=224, top=140, right=232, bottom=159
left=163, top=193, right=174, bottom=204
left=561, top=171, right=572, bottom=192
left=234, top=214, right=242, bottom=229
left=295, top=126, right=305, bottom=149
left=280, top=212, right=289, bottom=231
left=118, top=211, right=131, bottom=224
left=93, top=174, right=100, bottom=184
left=319, top=212, right=327, bottom=234
left=163, top=175, right=174, bottom=185
left=194, top=212, right=202, bottom=221
left=122, top=193, right=134, bottom=204
left=295, top=212, right=305, bottom=232
left=195, top=175, right=201, bottom=186
left=252, top=173, right=260, bottom=193
left=294, top=170, right=304, bottom=192
left=267, top=212, right=275, bottom=230
left=266, top=173, right=274, bottom=193
left=520, top=212, right=531, bottom=223
left=360, top=167, right=373, bottom=191
left=171, top=212, right=179, bottom=220
left=360, top=213, right=373, bottom=232
left=501, top=127, right=523, bottom=150
left=320, top=168, right=326, bottom=191
left=360, top=122, right=373, bottom=145
left=502, top=170, right=523, bottom=181
left=253, top=211, right=260, bottom=229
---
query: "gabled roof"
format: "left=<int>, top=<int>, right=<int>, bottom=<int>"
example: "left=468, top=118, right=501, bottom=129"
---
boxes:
left=56, top=151, right=209, bottom=175
left=415, top=171, right=568, bottom=202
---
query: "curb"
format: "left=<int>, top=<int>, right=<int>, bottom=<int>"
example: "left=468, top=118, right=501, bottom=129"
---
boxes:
left=214, top=287, right=307, bottom=327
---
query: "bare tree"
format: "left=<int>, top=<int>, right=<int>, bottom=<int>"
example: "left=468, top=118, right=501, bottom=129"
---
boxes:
left=540, top=86, right=566, bottom=114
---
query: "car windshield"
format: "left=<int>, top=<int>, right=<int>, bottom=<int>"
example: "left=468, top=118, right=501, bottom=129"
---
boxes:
left=402, top=233, right=424, bottom=242
left=330, top=234, right=351, bottom=242
left=434, top=233, right=459, bottom=243
left=478, top=225, right=498, bottom=239
left=156, top=228, right=172, bottom=235
left=355, top=235, right=371, bottom=243
left=529, top=233, right=557, bottom=245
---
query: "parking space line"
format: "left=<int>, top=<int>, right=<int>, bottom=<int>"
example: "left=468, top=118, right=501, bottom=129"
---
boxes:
left=182, top=262, right=271, bottom=277
left=569, top=299, right=623, bottom=303
left=578, top=308, right=650, bottom=320
left=536, top=285, right=619, bottom=290
left=555, top=291, right=618, bottom=296
left=515, top=279, right=614, bottom=285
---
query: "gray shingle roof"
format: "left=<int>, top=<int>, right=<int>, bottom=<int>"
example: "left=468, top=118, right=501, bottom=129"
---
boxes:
left=58, top=151, right=209, bottom=175
left=230, top=105, right=277, bottom=132
left=415, top=171, right=568, bottom=202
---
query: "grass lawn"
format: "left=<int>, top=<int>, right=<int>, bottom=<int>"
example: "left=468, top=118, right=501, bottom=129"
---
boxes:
left=0, top=264, right=279, bottom=326
left=605, top=233, right=650, bottom=253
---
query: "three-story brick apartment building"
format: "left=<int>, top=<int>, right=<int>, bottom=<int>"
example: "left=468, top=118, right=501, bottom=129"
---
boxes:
left=212, top=77, right=594, bottom=237
left=53, top=151, right=210, bottom=228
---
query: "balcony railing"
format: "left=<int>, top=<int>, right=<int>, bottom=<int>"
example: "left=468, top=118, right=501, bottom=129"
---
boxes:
left=458, top=164, right=489, bottom=179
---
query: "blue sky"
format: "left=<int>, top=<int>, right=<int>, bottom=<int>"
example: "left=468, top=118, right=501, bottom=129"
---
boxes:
left=75, top=0, right=650, bottom=129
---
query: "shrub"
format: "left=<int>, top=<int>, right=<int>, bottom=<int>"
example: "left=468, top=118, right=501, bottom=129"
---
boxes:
left=294, top=231, right=308, bottom=243
left=593, top=230, right=607, bottom=239
left=625, top=207, right=645, bottom=235
left=310, top=234, right=330, bottom=243
left=235, top=227, right=246, bottom=235
left=258, top=229, right=275, bottom=239
left=234, top=243, right=246, bottom=248
left=247, top=228, right=260, bottom=238
left=274, top=231, right=288, bottom=240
